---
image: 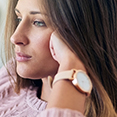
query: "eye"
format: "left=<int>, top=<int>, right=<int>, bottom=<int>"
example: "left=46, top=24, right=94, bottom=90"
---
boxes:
left=33, top=20, right=46, bottom=27
left=16, top=17, right=22, bottom=24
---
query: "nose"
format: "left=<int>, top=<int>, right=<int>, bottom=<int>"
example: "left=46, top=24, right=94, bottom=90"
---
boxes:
left=10, top=22, right=29, bottom=46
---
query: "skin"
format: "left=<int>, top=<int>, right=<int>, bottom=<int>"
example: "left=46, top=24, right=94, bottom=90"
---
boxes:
left=10, top=0, right=59, bottom=79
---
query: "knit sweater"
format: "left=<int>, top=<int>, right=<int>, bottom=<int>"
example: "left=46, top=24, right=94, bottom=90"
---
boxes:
left=0, top=65, right=85, bottom=117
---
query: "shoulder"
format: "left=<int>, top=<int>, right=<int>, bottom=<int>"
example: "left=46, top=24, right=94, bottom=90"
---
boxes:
left=0, top=62, right=16, bottom=92
left=38, top=108, right=85, bottom=117
left=0, top=64, right=19, bottom=113
left=0, top=59, right=16, bottom=86
left=0, top=65, right=47, bottom=116
left=0, top=85, right=47, bottom=116
left=0, top=65, right=14, bottom=91
left=0, top=63, right=22, bottom=116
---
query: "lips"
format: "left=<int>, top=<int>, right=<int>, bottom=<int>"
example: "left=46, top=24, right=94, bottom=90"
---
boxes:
left=16, top=52, right=32, bottom=62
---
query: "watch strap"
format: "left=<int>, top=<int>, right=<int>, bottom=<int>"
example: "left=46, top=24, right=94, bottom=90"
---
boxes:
left=53, top=69, right=75, bottom=86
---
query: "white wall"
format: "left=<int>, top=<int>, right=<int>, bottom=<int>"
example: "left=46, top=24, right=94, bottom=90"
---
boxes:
left=0, top=0, right=7, bottom=68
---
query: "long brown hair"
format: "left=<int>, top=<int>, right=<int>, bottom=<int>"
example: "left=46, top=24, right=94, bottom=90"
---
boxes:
left=42, top=0, right=117, bottom=116
left=4, top=0, right=42, bottom=95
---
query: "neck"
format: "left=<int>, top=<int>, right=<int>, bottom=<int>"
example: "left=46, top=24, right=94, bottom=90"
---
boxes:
left=40, top=77, right=52, bottom=102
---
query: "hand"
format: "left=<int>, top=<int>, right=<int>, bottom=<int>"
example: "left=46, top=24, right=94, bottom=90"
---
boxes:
left=49, top=32, right=70, bottom=63
left=49, top=32, right=86, bottom=72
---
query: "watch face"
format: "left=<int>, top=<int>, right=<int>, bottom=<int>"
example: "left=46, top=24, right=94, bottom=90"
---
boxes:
left=75, top=71, right=91, bottom=92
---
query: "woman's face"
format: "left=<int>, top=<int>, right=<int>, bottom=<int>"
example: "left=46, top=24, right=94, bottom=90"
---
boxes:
left=10, top=0, right=59, bottom=79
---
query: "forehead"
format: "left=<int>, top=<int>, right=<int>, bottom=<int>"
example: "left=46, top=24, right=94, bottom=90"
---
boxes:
left=15, top=0, right=43, bottom=12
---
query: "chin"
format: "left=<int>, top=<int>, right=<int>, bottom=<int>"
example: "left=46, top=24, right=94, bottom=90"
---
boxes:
left=16, top=64, right=58, bottom=79
left=16, top=68, right=40, bottom=79
left=16, top=69, right=50, bottom=80
left=17, top=72, right=42, bottom=79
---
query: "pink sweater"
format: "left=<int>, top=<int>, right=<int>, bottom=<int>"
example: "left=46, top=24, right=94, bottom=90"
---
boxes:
left=0, top=65, right=85, bottom=117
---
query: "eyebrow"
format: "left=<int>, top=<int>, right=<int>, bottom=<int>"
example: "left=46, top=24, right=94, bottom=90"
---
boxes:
left=15, top=8, right=44, bottom=15
left=30, top=11, right=41, bottom=15
left=15, top=9, right=20, bottom=13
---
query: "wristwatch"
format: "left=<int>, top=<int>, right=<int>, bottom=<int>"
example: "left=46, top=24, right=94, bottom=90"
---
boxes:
left=52, top=69, right=92, bottom=96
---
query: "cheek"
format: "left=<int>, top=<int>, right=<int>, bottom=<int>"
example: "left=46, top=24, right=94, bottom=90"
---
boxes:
left=34, top=31, right=52, bottom=51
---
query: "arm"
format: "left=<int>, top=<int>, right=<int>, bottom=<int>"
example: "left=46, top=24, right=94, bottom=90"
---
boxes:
left=47, top=78, right=86, bottom=113
left=38, top=32, right=86, bottom=117
left=49, top=32, right=87, bottom=112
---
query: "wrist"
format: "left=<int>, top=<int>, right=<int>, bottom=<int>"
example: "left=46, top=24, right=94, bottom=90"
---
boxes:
left=47, top=79, right=86, bottom=113
left=53, top=69, right=92, bottom=96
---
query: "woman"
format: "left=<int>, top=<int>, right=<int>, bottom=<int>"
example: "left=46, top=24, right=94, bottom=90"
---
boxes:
left=1, top=0, right=59, bottom=116
left=0, top=0, right=117, bottom=117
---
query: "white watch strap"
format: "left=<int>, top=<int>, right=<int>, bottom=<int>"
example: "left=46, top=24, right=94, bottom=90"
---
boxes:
left=53, top=69, right=75, bottom=86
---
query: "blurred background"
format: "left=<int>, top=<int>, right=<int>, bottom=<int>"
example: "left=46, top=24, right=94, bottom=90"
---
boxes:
left=0, top=0, right=7, bottom=68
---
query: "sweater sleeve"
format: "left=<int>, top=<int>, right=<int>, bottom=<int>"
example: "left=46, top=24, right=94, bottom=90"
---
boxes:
left=38, top=108, right=85, bottom=117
